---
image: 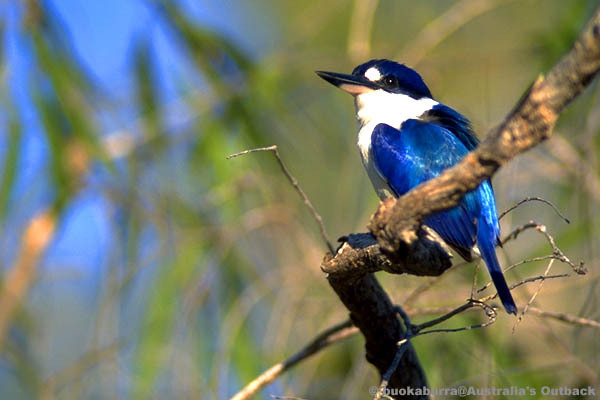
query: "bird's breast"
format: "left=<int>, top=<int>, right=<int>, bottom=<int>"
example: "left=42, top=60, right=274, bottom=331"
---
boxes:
left=357, top=122, right=395, bottom=200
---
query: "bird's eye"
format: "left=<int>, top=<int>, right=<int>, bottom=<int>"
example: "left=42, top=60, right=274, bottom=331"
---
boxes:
left=382, top=75, right=398, bottom=89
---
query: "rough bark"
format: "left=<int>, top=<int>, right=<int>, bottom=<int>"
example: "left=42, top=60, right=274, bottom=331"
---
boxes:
left=323, top=231, right=452, bottom=397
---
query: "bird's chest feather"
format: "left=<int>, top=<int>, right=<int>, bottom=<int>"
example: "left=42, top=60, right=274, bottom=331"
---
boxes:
left=357, top=122, right=395, bottom=199
left=358, top=119, right=467, bottom=200
left=353, top=91, right=439, bottom=199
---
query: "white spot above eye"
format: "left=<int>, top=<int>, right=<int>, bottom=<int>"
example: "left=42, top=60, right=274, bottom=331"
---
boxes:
left=364, top=67, right=381, bottom=82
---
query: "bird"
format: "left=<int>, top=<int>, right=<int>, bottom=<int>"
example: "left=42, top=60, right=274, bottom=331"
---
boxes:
left=316, top=59, right=517, bottom=315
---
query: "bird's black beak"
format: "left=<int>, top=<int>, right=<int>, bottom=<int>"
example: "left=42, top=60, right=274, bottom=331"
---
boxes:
left=316, top=71, right=378, bottom=95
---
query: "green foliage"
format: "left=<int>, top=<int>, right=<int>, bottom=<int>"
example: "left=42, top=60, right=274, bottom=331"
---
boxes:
left=133, top=241, right=204, bottom=398
left=0, top=106, right=22, bottom=222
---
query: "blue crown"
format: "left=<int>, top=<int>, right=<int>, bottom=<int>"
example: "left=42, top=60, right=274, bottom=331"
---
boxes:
left=352, top=59, right=433, bottom=99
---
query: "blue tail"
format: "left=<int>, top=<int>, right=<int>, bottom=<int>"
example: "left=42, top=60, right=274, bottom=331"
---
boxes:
left=477, top=219, right=518, bottom=315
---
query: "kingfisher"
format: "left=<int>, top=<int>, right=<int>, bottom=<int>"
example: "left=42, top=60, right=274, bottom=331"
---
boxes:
left=317, top=59, right=517, bottom=315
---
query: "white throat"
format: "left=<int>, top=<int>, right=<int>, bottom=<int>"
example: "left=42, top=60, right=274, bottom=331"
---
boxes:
left=354, top=90, right=438, bottom=199
left=355, top=90, right=438, bottom=130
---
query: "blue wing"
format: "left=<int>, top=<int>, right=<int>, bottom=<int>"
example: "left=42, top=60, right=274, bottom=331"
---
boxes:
left=421, top=104, right=480, bottom=151
left=370, top=120, right=517, bottom=314
left=370, top=120, right=484, bottom=256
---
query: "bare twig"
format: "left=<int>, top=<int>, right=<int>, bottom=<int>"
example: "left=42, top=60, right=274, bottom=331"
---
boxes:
left=498, top=196, right=571, bottom=223
left=227, top=145, right=334, bottom=253
left=412, top=300, right=497, bottom=336
left=479, top=273, right=569, bottom=306
left=513, top=258, right=555, bottom=332
left=528, top=306, right=600, bottom=329
left=230, top=320, right=358, bottom=400
left=373, top=338, right=410, bottom=400
left=407, top=306, right=457, bottom=316
left=477, top=221, right=585, bottom=294
left=411, top=302, right=475, bottom=333
left=510, top=273, right=570, bottom=288
left=500, top=221, right=539, bottom=244
left=405, top=198, right=567, bottom=308
left=476, top=254, right=555, bottom=293
left=503, top=222, right=585, bottom=274
left=533, top=224, right=585, bottom=274
left=470, top=259, right=481, bottom=300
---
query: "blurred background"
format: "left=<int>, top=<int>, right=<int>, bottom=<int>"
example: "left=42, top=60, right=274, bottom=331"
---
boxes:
left=0, top=0, right=598, bottom=398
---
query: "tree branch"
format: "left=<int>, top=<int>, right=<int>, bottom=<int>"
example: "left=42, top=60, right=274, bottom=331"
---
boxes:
left=321, top=230, right=453, bottom=396
left=527, top=307, right=600, bottom=329
left=369, top=8, right=600, bottom=253
left=230, top=320, right=358, bottom=400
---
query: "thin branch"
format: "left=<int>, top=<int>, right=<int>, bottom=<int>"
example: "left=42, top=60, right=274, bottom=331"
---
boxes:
left=511, top=273, right=570, bottom=288
left=477, top=221, right=585, bottom=294
left=528, top=306, right=600, bottom=329
left=413, top=301, right=497, bottom=336
left=470, top=259, right=481, bottom=300
left=498, top=196, right=571, bottom=223
left=406, top=306, right=457, bottom=316
left=410, top=302, right=475, bottom=333
left=476, top=254, right=555, bottom=293
left=373, top=338, right=410, bottom=400
left=513, top=258, right=555, bottom=332
left=478, top=273, right=569, bottom=306
left=230, top=320, right=358, bottom=400
left=405, top=197, right=569, bottom=307
left=227, top=145, right=334, bottom=253
left=532, top=224, right=586, bottom=274
left=374, top=300, right=496, bottom=399
left=500, top=221, right=539, bottom=244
